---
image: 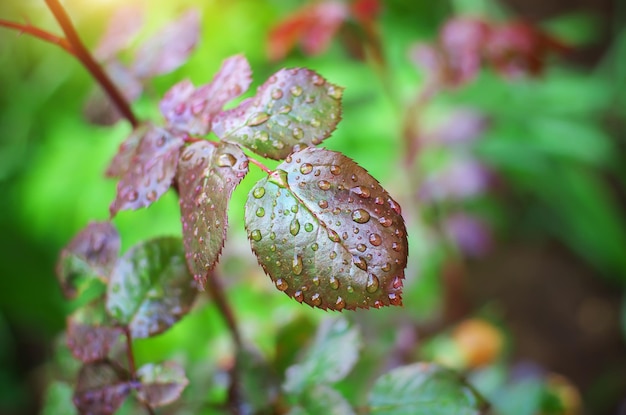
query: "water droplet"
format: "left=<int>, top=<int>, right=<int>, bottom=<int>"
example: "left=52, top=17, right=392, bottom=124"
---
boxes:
left=329, top=276, right=339, bottom=290
left=379, top=217, right=393, bottom=227
left=254, top=130, right=269, bottom=142
left=327, top=85, right=343, bottom=100
left=328, top=230, right=340, bottom=242
left=253, top=187, right=265, bottom=198
left=256, top=207, right=265, bottom=217
left=312, top=276, right=320, bottom=286
left=369, top=233, right=382, bottom=246
left=300, top=163, right=313, bottom=174
left=127, top=190, right=139, bottom=202
left=382, top=262, right=391, bottom=272
left=156, top=135, right=166, bottom=147
left=291, top=205, right=299, bottom=213
left=329, top=251, right=337, bottom=259
left=290, top=85, right=303, bottom=97
left=330, top=165, right=341, bottom=175
left=271, top=88, right=283, bottom=100
left=278, top=104, right=292, bottom=114
left=292, top=255, right=303, bottom=275
left=294, top=290, right=304, bottom=302
left=335, top=297, right=345, bottom=310
left=275, top=278, right=288, bottom=291
left=366, top=274, right=380, bottom=293
left=292, top=127, right=304, bottom=139
left=270, top=232, right=276, bottom=240
left=342, top=232, right=349, bottom=240
left=182, top=150, right=194, bottom=161
left=198, top=236, right=205, bottom=244
left=392, top=242, right=401, bottom=251
left=388, top=293, right=402, bottom=306
left=299, top=222, right=312, bottom=232
left=395, top=228, right=404, bottom=238
left=333, top=208, right=341, bottom=215
left=351, top=186, right=371, bottom=198
left=388, top=199, right=402, bottom=214
left=318, top=180, right=331, bottom=190
left=347, top=285, right=354, bottom=293
left=290, top=219, right=300, bottom=236
left=270, top=244, right=276, bottom=252
left=311, top=243, right=319, bottom=251
left=247, top=112, right=270, bottom=126
left=310, top=118, right=321, bottom=128
left=146, top=190, right=157, bottom=201
left=374, top=197, right=384, bottom=205
left=311, top=293, right=321, bottom=306
left=393, top=276, right=402, bottom=289
left=250, top=230, right=262, bottom=241
left=357, top=244, right=367, bottom=252
left=312, top=75, right=325, bottom=86
left=353, top=256, right=368, bottom=271
left=318, top=200, right=328, bottom=209
left=352, top=209, right=371, bottom=224
left=217, top=153, right=237, bottom=167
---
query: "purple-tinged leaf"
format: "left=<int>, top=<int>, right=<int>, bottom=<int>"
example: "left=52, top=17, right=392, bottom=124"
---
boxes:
left=177, top=141, right=249, bottom=287
left=131, top=10, right=200, bottom=79
left=418, top=158, right=490, bottom=202
left=56, top=222, right=120, bottom=299
left=245, top=147, right=407, bottom=310
left=73, top=361, right=132, bottom=415
left=160, top=54, right=252, bottom=135
left=105, top=60, right=143, bottom=103
left=94, top=5, right=144, bottom=61
left=443, top=213, right=492, bottom=258
left=105, top=125, right=147, bottom=178
left=213, top=68, right=343, bottom=160
left=109, top=125, right=184, bottom=216
left=67, top=298, right=123, bottom=363
left=106, top=237, right=197, bottom=338
left=136, top=362, right=189, bottom=407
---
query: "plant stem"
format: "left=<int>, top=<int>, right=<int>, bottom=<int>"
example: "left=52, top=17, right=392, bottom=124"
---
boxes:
left=205, top=271, right=242, bottom=348
left=248, top=156, right=272, bottom=174
left=43, top=0, right=139, bottom=128
left=124, top=328, right=156, bottom=415
left=0, top=19, right=74, bottom=54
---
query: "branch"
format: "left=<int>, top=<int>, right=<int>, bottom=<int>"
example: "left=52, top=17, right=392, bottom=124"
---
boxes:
left=205, top=271, right=242, bottom=348
left=0, top=19, right=74, bottom=54
left=43, top=0, right=139, bottom=128
left=123, top=327, right=156, bottom=415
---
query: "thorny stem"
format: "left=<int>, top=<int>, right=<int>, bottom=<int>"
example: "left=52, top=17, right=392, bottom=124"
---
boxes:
left=0, top=19, right=74, bottom=54
left=43, top=0, right=139, bottom=128
left=124, top=328, right=156, bottom=415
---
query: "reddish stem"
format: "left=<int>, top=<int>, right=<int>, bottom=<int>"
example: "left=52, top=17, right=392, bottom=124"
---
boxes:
left=248, top=156, right=272, bottom=174
left=124, top=327, right=155, bottom=415
left=0, top=19, right=74, bottom=54
left=43, top=0, right=139, bottom=128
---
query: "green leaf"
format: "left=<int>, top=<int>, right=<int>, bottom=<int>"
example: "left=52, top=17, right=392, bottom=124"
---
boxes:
left=283, top=317, right=361, bottom=395
left=73, top=361, right=132, bottom=415
left=106, top=237, right=197, bottom=338
left=56, top=221, right=120, bottom=299
left=236, top=345, right=280, bottom=412
left=41, top=381, right=78, bottom=415
left=368, top=363, right=487, bottom=415
left=245, top=147, right=407, bottom=310
left=287, top=385, right=356, bottom=415
left=177, top=141, right=249, bottom=287
left=213, top=68, right=343, bottom=160
left=136, top=361, right=189, bottom=408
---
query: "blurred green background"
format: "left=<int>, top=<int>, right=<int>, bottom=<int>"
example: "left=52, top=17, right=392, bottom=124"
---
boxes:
left=0, top=0, right=625, bottom=414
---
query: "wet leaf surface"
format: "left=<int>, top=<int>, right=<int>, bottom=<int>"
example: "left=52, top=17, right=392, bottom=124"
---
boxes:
left=136, top=361, right=189, bottom=407
left=131, top=9, right=200, bottom=78
left=109, top=125, right=184, bottom=216
left=177, top=141, right=249, bottom=287
left=283, top=318, right=361, bottom=395
left=160, top=55, right=252, bottom=135
left=67, top=298, right=123, bottom=363
left=213, top=69, right=343, bottom=160
left=105, top=237, right=197, bottom=338
left=73, top=361, right=132, bottom=415
left=245, top=147, right=407, bottom=310
left=287, top=385, right=356, bottom=415
left=94, top=5, right=144, bottom=61
left=56, top=222, right=120, bottom=299
left=368, top=363, right=486, bottom=415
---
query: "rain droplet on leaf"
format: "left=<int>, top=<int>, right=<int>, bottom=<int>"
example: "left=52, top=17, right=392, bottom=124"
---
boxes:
left=352, top=209, right=371, bottom=224
left=250, top=230, right=262, bottom=241
left=247, top=112, right=270, bottom=126
left=366, top=274, right=380, bottom=293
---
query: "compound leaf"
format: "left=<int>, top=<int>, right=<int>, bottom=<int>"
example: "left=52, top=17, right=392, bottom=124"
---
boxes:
left=131, top=9, right=200, bottom=78
left=368, top=363, right=487, bottom=415
left=109, top=125, right=184, bottom=216
left=177, top=141, right=249, bottom=287
left=106, top=237, right=197, bottom=338
left=287, top=385, right=356, bottom=415
left=136, top=362, right=189, bottom=408
left=245, top=147, right=407, bottom=310
left=73, top=361, right=131, bottom=415
left=213, top=69, right=343, bottom=160
left=160, top=54, right=252, bottom=135
left=283, top=318, right=361, bottom=395
left=56, top=222, right=120, bottom=299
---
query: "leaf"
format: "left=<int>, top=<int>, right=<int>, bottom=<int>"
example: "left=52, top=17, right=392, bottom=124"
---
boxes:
left=131, top=9, right=200, bottom=79
left=368, top=363, right=487, bottom=415
left=105, top=237, right=197, bottom=338
left=66, top=298, right=123, bottom=363
left=105, top=125, right=147, bottom=178
left=56, top=222, right=120, bottom=299
left=94, top=5, right=144, bottom=61
left=287, top=385, right=356, bottom=415
left=136, top=361, right=189, bottom=407
left=236, top=345, right=280, bottom=412
left=283, top=317, right=361, bottom=395
left=160, top=54, right=252, bottom=135
left=177, top=141, right=249, bottom=287
left=245, top=147, right=407, bottom=310
left=212, top=69, right=343, bottom=160
left=73, top=361, right=132, bottom=415
left=109, top=125, right=184, bottom=216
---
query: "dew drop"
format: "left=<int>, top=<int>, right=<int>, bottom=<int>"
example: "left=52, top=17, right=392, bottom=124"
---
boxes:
left=347, top=286, right=354, bottom=293
left=393, top=276, right=403, bottom=289
left=294, top=290, right=304, bottom=302
left=352, top=209, right=371, bottom=224
left=250, top=230, right=262, bottom=241
left=388, top=199, right=402, bottom=215
left=254, top=130, right=269, bottom=142
left=311, top=243, right=319, bottom=251
left=311, top=293, right=321, bottom=306
left=369, top=233, right=382, bottom=246
left=312, top=75, right=325, bottom=86
left=271, top=88, right=283, bottom=100
left=312, top=276, right=320, bottom=286
left=318, top=200, right=329, bottom=209
left=395, top=228, right=405, bottom=238
left=270, top=244, right=276, bottom=252
left=290, top=219, right=300, bottom=236
left=146, top=190, right=157, bottom=201
left=156, top=135, right=166, bottom=147
left=182, top=150, right=194, bottom=161
left=304, top=223, right=314, bottom=232
left=351, top=186, right=371, bottom=198
left=300, top=163, right=313, bottom=174
left=256, top=207, right=265, bottom=217
left=379, top=217, right=393, bottom=227
left=328, top=230, right=341, bottom=242
left=329, top=276, right=339, bottom=290
left=292, top=127, right=304, bottom=139
left=353, top=256, right=368, bottom=271
left=330, top=165, right=341, bottom=175
left=278, top=104, right=292, bottom=114
left=318, top=180, right=331, bottom=190
left=366, top=274, right=380, bottom=293
left=392, top=242, right=401, bottom=252
left=328, top=85, right=343, bottom=100
left=290, top=85, right=303, bottom=97
left=335, top=296, right=346, bottom=311
left=253, top=187, right=266, bottom=198
left=329, top=251, right=337, bottom=259
left=270, top=232, right=276, bottom=240
left=374, top=197, right=384, bottom=205
left=382, top=263, right=391, bottom=272
left=310, top=119, right=321, bottom=128
left=127, top=190, right=139, bottom=202
left=275, top=278, right=288, bottom=291
left=291, top=205, right=299, bottom=213
left=357, top=243, right=367, bottom=252
left=247, top=112, right=270, bottom=126
left=217, top=153, right=237, bottom=167
left=388, top=293, right=402, bottom=306
left=292, top=255, right=303, bottom=275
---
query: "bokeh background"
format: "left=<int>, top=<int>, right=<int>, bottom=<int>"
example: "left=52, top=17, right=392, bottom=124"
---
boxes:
left=0, top=0, right=624, bottom=414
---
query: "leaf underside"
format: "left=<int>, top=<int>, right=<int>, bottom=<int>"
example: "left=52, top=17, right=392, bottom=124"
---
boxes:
left=73, top=361, right=131, bottom=415
left=213, top=68, right=343, bottom=160
left=245, top=147, right=407, bottom=311
left=177, top=141, right=249, bottom=287
left=136, top=362, right=189, bottom=407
